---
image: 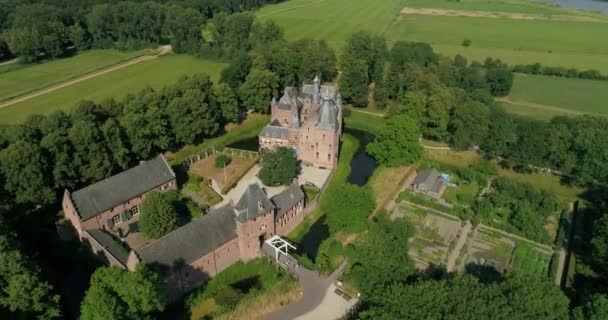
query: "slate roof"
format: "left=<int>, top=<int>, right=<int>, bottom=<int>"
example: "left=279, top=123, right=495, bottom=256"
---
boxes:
left=271, top=184, right=305, bottom=220
left=136, top=205, right=237, bottom=266
left=260, top=125, right=288, bottom=139
left=235, top=184, right=275, bottom=223
left=316, top=99, right=338, bottom=131
left=301, top=84, right=337, bottom=100
left=86, top=229, right=130, bottom=266
left=71, top=155, right=175, bottom=221
left=412, top=168, right=441, bottom=189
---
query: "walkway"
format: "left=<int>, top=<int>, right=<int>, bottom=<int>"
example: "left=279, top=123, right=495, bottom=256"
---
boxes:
left=265, top=260, right=354, bottom=320
left=446, top=221, right=472, bottom=272
left=0, top=45, right=172, bottom=110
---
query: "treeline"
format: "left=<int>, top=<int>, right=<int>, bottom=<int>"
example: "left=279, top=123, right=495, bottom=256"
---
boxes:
left=338, top=34, right=608, bottom=187
left=0, top=0, right=285, bottom=62
left=511, top=62, right=608, bottom=81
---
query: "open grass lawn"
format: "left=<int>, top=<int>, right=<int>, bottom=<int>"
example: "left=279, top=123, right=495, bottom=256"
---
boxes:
left=257, top=0, right=608, bottom=72
left=504, top=74, right=608, bottom=116
left=511, top=243, right=552, bottom=276
left=343, top=108, right=386, bottom=134
left=369, top=165, right=415, bottom=214
left=189, top=154, right=258, bottom=190
left=443, top=181, right=480, bottom=206
left=169, top=113, right=270, bottom=164
left=184, top=259, right=299, bottom=320
left=0, top=49, right=151, bottom=101
left=0, top=55, right=227, bottom=124
left=497, top=101, right=573, bottom=121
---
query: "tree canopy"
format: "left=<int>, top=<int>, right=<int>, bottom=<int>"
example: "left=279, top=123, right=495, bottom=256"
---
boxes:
left=258, top=147, right=298, bottom=186
left=80, top=266, right=164, bottom=320
left=323, top=183, right=375, bottom=234
left=366, top=114, right=423, bottom=167
left=139, top=192, right=178, bottom=239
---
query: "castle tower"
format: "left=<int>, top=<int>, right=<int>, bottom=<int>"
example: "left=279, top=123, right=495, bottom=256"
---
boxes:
left=313, top=74, right=320, bottom=105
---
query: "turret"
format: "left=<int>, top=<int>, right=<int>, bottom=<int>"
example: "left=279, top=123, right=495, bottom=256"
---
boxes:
left=313, top=74, right=320, bottom=105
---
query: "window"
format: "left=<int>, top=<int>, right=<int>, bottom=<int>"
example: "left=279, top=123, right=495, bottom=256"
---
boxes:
left=112, top=214, right=121, bottom=226
left=316, top=152, right=319, bottom=159
left=315, top=142, right=318, bottom=149
left=329, top=144, right=332, bottom=149
left=131, top=206, right=140, bottom=215
left=328, top=153, right=331, bottom=161
left=323, top=134, right=325, bottom=140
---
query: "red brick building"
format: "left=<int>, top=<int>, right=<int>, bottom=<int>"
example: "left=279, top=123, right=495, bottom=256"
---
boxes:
left=259, top=75, right=342, bottom=169
left=63, top=156, right=306, bottom=296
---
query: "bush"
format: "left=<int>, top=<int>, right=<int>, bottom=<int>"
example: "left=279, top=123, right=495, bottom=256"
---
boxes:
left=470, top=160, right=498, bottom=176
left=462, top=39, right=471, bottom=47
left=140, top=192, right=178, bottom=239
left=215, top=154, right=232, bottom=168
left=214, top=287, right=243, bottom=309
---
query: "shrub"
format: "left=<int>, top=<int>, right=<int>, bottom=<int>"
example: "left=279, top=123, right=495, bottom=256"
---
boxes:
left=215, top=154, right=232, bottom=168
left=140, top=192, right=178, bottom=239
left=462, top=39, right=471, bottom=47
left=214, top=287, right=243, bottom=309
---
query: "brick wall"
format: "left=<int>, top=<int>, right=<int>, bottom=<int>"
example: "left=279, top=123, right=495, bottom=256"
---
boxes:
left=275, top=199, right=306, bottom=236
left=236, top=210, right=275, bottom=261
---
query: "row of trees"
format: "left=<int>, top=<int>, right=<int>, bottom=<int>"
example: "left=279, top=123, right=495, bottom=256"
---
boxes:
left=0, top=0, right=285, bottom=62
left=512, top=62, right=607, bottom=81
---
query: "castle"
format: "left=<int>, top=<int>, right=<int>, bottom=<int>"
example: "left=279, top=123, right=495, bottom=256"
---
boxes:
left=259, top=75, right=343, bottom=169
left=62, top=155, right=306, bottom=296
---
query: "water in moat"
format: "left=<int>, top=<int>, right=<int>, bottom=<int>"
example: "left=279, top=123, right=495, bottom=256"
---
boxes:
left=345, top=128, right=378, bottom=187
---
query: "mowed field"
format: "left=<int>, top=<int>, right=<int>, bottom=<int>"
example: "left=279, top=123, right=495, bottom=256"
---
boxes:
left=0, top=49, right=150, bottom=101
left=256, top=0, right=608, bottom=72
left=0, top=55, right=227, bottom=124
left=499, top=74, right=608, bottom=119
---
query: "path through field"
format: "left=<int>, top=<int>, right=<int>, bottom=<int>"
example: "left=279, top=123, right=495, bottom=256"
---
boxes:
left=0, top=58, right=19, bottom=66
left=0, top=45, right=172, bottom=110
left=496, top=97, right=585, bottom=115
left=447, top=221, right=472, bottom=272
left=400, top=7, right=607, bottom=23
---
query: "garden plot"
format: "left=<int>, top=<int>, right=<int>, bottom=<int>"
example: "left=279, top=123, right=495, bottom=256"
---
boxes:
left=189, top=153, right=258, bottom=190
left=464, top=225, right=553, bottom=276
left=393, top=203, right=463, bottom=270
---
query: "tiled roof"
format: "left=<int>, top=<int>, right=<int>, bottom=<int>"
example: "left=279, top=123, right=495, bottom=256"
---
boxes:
left=71, top=155, right=175, bottom=221
left=86, top=229, right=130, bottom=266
left=260, top=125, right=288, bottom=139
left=271, top=184, right=305, bottom=220
left=136, top=205, right=237, bottom=266
left=235, top=184, right=275, bottom=223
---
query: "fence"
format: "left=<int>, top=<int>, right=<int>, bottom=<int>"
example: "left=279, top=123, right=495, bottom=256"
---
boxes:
left=182, top=147, right=260, bottom=168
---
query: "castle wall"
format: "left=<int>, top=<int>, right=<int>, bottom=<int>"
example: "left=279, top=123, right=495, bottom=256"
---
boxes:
left=236, top=210, right=276, bottom=261
left=275, top=199, right=306, bottom=236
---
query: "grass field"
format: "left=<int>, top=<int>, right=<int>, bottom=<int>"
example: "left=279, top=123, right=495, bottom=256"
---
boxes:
left=511, top=243, right=552, bottom=276
left=256, top=0, right=608, bottom=72
left=0, top=54, right=227, bottom=124
left=0, top=49, right=150, bottom=101
left=502, top=74, right=608, bottom=117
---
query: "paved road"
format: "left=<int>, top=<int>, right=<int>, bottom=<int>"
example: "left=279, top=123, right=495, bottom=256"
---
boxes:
left=0, top=45, right=172, bottom=109
left=265, top=261, right=349, bottom=320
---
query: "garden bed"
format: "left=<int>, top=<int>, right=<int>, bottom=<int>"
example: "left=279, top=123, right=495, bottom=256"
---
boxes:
left=189, top=153, right=258, bottom=191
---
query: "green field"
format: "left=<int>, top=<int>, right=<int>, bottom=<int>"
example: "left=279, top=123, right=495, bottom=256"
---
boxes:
left=0, top=55, right=227, bottom=124
left=511, top=243, right=552, bottom=276
left=256, top=0, right=608, bottom=72
left=0, top=49, right=150, bottom=101
left=503, top=74, right=608, bottom=118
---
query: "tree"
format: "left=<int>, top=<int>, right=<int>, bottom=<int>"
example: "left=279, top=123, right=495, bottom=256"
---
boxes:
left=215, top=154, right=232, bottom=168
left=0, top=141, right=54, bottom=205
left=573, top=294, right=608, bottom=320
left=220, top=53, right=252, bottom=89
left=211, top=12, right=255, bottom=57
left=343, top=32, right=387, bottom=84
left=139, top=192, right=178, bottom=239
left=68, top=121, right=114, bottom=184
left=80, top=266, right=165, bottom=320
left=389, top=41, right=437, bottom=68
left=213, top=83, right=240, bottom=123
left=0, top=230, right=62, bottom=319
left=485, top=66, right=514, bottom=97
left=251, top=19, right=284, bottom=46
left=164, top=6, right=204, bottom=54
left=481, top=106, right=517, bottom=157
left=167, top=88, right=220, bottom=145
left=101, top=119, right=132, bottom=170
left=348, top=214, right=415, bottom=296
left=258, top=147, right=298, bottom=186
left=449, top=101, right=490, bottom=149
left=324, top=184, right=375, bottom=234
left=292, top=39, right=338, bottom=82
left=239, top=69, right=279, bottom=113
left=366, top=115, right=423, bottom=167
left=339, top=53, right=369, bottom=106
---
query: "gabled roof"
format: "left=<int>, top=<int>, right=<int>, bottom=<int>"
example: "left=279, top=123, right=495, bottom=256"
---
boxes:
left=235, top=184, right=275, bottom=223
left=316, top=99, right=338, bottom=131
left=260, top=125, right=288, bottom=139
left=71, top=155, right=175, bottom=221
left=136, top=205, right=237, bottom=266
left=271, top=184, right=305, bottom=220
left=412, top=168, right=440, bottom=186
left=86, top=229, right=129, bottom=266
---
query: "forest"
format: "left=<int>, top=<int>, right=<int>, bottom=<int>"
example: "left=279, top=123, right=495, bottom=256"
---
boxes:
left=0, top=2, right=608, bottom=319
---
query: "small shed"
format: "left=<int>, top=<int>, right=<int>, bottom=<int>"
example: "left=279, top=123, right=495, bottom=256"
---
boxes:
left=411, top=168, right=447, bottom=198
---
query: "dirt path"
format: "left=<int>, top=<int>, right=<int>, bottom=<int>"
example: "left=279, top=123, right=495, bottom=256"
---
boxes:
left=0, top=45, right=172, bottom=110
left=401, top=7, right=607, bottom=23
left=447, top=221, right=472, bottom=272
left=0, top=58, right=19, bottom=66
left=347, top=107, right=386, bottom=118
left=496, top=97, right=584, bottom=115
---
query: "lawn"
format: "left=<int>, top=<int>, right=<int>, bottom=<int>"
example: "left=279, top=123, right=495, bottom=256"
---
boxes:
left=511, top=243, right=552, bottom=276
left=256, top=0, right=608, bottom=72
left=504, top=74, right=608, bottom=116
left=369, top=165, right=415, bottom=214
left=188, top=153, right=258, bottom=192
left=443, top=181, right=480, bottom=207
left=0, top=55, right=228, bottom=124
left=0, top=49, right=151, bottom=101
left=184, top=259, right=299, bottom=320
left=497, top=101, right=573, bottom=121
